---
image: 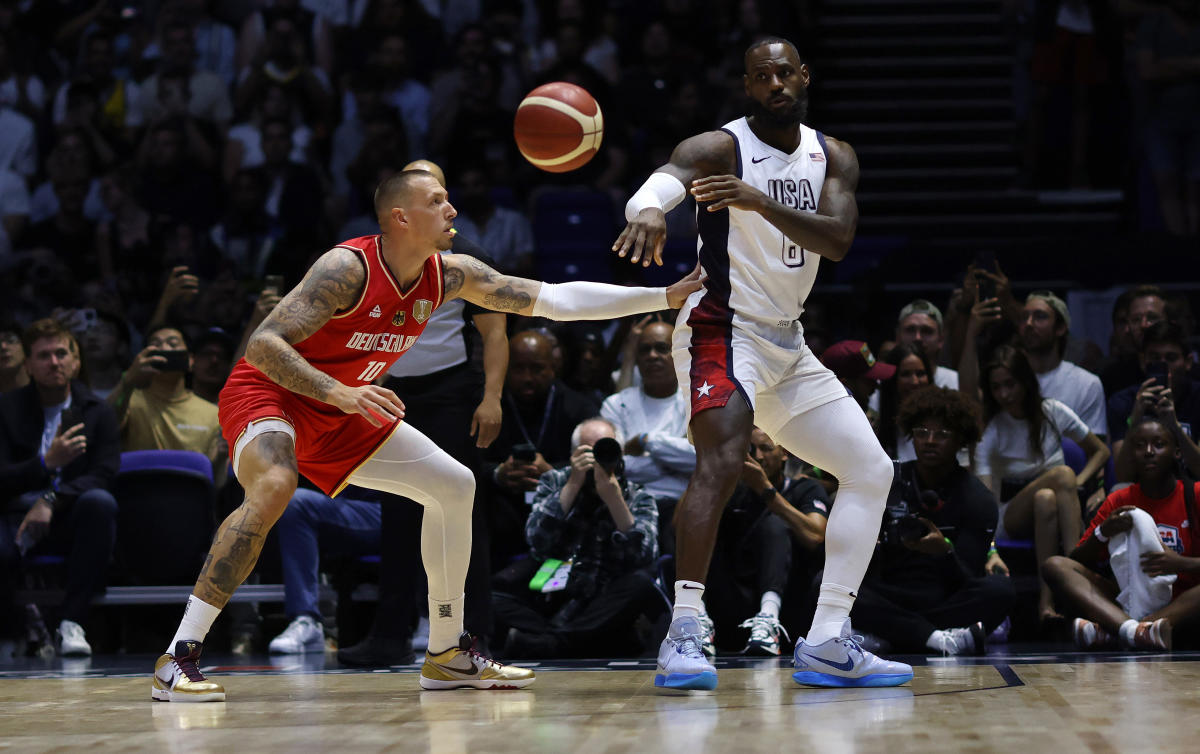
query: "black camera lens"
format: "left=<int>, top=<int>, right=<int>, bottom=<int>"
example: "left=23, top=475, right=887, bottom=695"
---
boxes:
left=591, top=437, right=623, bottom=472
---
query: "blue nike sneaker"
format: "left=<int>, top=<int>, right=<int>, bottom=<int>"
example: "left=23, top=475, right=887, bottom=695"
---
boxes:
left=792, top=619, right=913, bottom=688
left=655, top=616, right=718, bottom=691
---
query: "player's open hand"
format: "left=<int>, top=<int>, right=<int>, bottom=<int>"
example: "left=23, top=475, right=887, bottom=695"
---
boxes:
left=690, top=175, right=768, bottom=213
left=1141, top=549, right=1196, bottom=576
left=331, top=383, right=406, bottom=427
left=471, top=396, right=502, bottom=448
left=612, top=207, right=667, bottom=268
left=665, top=263, right=705, bottom=309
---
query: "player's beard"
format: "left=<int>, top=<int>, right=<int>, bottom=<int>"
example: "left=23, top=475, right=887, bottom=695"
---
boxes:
left=748, top=90, right=808, bottom=129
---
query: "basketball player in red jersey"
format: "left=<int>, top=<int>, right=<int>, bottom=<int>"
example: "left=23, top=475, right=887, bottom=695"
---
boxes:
left=612, top=37, right=912, bottom=690
left=152, top=169, right=702, bottom=701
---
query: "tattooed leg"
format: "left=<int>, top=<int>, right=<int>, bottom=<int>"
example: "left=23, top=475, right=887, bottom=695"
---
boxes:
left=192, top=432, right=298, bottom=608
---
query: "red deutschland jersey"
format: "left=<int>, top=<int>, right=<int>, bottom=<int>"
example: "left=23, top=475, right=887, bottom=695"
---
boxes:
left=218, top=235, right=445, bottom=495
left=1081, top=480, right=1200, bottom=595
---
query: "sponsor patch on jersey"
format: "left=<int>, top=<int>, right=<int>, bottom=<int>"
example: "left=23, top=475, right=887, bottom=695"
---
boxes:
left=392, top=310, right=405, bottom=327
left=369, top=304, right=382, bottom=318
left=809, top=152, right=825, bottom=162
left=413, top=299, right=433, bottom=324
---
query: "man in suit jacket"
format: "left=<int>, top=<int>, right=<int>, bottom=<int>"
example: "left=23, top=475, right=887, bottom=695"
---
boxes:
left=0, top=319, right=120, bottom=656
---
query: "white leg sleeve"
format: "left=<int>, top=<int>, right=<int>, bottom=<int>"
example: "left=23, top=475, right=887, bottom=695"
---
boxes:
left=769, top=397, right=894, bottom=628
left=1109, top=508, right=1176, bottom=619
left=346, top=422, right=475, bottom=604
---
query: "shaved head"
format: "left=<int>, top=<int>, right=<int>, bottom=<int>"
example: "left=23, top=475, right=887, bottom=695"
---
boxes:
left=403, top=159, right=446, bottom=188
left=374, top=169, right=438, bottom=222
left=744, top=36, right=803, bottom=70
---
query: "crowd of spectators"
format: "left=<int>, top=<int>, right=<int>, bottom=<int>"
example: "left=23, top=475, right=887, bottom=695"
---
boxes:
left=1, top=1, right=1199, bottom=662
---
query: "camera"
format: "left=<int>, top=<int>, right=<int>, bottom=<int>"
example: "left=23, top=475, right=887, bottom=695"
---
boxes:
left=511, top=443, right=537, bottom=463
left=1146, top=360, right=1170, bottom=390
left=880, top=462, right=943, bottom=546
left=590, top=437, right=623, bottom=475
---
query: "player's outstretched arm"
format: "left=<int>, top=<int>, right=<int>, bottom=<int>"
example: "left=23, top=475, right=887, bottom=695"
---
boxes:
left=691, top=137, right=859, bottom=261
left=245, top=248, right=406, bottom=426
left=613, top=131, right=735, bottom=268
left=442, top=254, right=704, bottom=319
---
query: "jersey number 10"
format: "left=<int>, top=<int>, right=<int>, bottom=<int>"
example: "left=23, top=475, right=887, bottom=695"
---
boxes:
left=357, top=360, right=387, bottom=382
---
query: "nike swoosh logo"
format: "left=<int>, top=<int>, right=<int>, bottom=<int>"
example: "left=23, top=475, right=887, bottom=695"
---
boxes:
left=681, top=585, right=703, bottom=590
left=440, top=660, right=480, bottom=676
left=752, top=156, right=770, bottom=164
left=801, top=652, right=855, bottom=672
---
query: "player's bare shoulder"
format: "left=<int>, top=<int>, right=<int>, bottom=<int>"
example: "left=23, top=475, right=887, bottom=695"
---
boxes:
left=670, top=130, right=739, bottom=180
left=261, top=246, right=366, bottom=343
left=819, top=135, right=860, bottom=191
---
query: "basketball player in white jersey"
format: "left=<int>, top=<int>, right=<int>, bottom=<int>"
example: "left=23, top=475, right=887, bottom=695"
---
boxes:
left=613, top=37, right=913, bottom=690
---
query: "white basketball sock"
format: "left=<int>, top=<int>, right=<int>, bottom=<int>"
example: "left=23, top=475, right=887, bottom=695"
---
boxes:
left=760, top=590, right=782, bottom=620
left=427, top=594, right=465, bottom=654
left=168, top=595, right=222, bottom=653
left=673, top=580, right=705, bottom=620
left=808, top=583, right=856, bottom=644
left=1119, top=619, right=1139, bottom=647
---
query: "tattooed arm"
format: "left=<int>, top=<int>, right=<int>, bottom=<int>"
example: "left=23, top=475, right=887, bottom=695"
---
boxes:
left=244, top=247, right=406, bottom=426
left=441, top=254, right=704, bottom=319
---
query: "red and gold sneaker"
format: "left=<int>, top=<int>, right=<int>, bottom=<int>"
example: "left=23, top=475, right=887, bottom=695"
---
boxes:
left=420, top=633, right=535, bottom=690
left=1072, top=618, right=1117, bottom=650
left=152, top=641, right=226, bottom=702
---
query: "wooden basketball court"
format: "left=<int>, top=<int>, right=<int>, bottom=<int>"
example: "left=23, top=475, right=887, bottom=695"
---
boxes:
left=2, top=651, right=1198, bottom=752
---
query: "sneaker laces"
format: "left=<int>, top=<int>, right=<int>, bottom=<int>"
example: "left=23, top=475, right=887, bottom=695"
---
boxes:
left=739, top=614, right=790, bottom=645
left=173, top=654, right=207, bottom=683
left=461, top=634, right=505, bottom=670
left=834, top=633, right=868, bottom=660
left=671, top=629, right=708, bottom=659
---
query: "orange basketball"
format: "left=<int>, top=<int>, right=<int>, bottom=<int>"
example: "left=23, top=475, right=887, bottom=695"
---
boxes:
left=513, top=82, right=603, bottom=173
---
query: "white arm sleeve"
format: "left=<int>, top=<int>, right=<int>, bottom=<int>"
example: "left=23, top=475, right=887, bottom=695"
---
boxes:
left=624, top=172, right=687, bottom=221
left=532, top=282, right=668, bottom=321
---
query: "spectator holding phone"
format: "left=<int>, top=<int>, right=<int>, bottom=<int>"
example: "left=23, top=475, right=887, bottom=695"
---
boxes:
left=0, top=318, right=120, bottom=656
left=1109, top=321, right=1200, bottom=483
left=107, top=324, right=223, bottom=473
left=484, top=330, right=598, bottom=569
left=1044, top=418, right=1200, bottom=650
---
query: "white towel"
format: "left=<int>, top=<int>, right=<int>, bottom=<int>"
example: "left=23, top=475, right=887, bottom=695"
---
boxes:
left=1109, top=508, right=1176, bottom=619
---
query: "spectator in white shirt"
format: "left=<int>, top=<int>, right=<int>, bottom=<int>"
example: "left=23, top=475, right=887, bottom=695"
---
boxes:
left=896, top=299, right=960, bottom=391
left=975, top=346, right=1109, bottom=629
left=600, top=321, right=694, bottom=556
left=1021, top=290, right=1107, bottom=439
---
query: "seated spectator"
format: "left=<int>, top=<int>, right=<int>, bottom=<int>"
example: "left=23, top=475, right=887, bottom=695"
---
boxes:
left=0, top=321, right=27, bottom=393
left=49, top=31, right=142, bottom=146
left=137, top=19, right=232, bottom=131
left=706, top=427, right=829, bottom=656
left=876, top=343, right=933, bottom=460
left=107, top=324, right=223, bottom=472
left=222, top=82, right=312, bottom=183
left=450, top=168, right=535, bottom=277
left=29, top=128, right=106, bottom=226
left=851, top=386, right=1015, bottom=655
left=895, top=299, right=959, bottom=390
left=336, top=31, right=429, bottom=160
left=16, top=161, right=98, bottom=282
left=975, top=346, right=1109, bottom=627
left=79, top=310, right=131, bottom=399
left=1101, top=285, right=1168, bottom=398
left=560, top=326, right=613, bottom=407
left=233, top=7, right=333, bottom=129
left=493, top=417, right=661, bottom=659
left=0, top=318, right=120, bottom=656
left=1044, top=418, right=1200, bottom=650
left=601, top=320, right=692, bottom=555
left=190, top=327, right=236, bottom=406
left=819, top=339, right=896, bottom=425
left=484, top=329, right=598, bottom=568
left=135, top=119, right=221, bottom=230
left=267, top=486, right=382, bottom=654
left=1021, top=290, right=1107, bottom=439
left=1109, top=321, right=1199, bottom=477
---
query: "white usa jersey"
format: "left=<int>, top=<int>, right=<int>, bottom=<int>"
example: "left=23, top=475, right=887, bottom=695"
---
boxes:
left=682, top=117, right=828, bottom=335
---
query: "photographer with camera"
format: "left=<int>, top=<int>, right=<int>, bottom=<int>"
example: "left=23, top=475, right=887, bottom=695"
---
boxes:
left=850, top=386, right=1015, bottom=655
left=492, top=417, right=661, bottom=659
left=0, top=319, right=120, bottom=656
left=108, top=324, right=224, bottom=475
left=1108, top=321, right=1200, bottom=483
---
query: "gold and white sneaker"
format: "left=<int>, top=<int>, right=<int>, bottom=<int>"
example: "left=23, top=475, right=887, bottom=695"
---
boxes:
left=419, top=633, right=535, bottom=690
left=152, top=641, right=226, bottom=702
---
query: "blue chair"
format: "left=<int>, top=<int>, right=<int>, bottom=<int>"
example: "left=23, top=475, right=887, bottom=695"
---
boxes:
left=113, top=450, right=216, bottom=585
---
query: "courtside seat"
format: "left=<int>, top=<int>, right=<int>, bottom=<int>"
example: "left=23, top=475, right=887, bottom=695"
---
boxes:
left=113, top=450, right=216, bottom=586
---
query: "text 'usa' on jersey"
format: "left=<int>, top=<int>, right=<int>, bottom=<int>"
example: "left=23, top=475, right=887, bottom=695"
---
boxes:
left=696, top=118, right=828, bottom=329
left=293, top=236, right=445, bottom=386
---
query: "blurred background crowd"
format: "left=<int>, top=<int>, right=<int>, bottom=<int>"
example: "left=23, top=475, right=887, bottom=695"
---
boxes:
left=1, top=0, right=1198, bottom=663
